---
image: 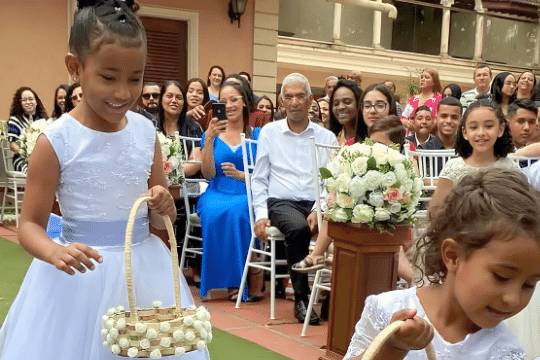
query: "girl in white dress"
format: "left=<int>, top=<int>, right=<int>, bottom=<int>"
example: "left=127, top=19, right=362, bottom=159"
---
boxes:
left=0, top=1, right=209, bottom=359
left=429, top=99, right=518, bottom=215
left=344, top=168, right=540, bottom=359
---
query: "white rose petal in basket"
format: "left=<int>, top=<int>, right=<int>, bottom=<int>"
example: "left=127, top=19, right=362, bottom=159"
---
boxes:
left=18, top=118, right=53, bottom=160
left=101, top=196, right=212, bottom=358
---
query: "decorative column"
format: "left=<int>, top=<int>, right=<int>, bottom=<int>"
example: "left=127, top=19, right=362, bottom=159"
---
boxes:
left=372, top=0, right=382, bottom=48
left=534, top=19, right=540, bottom=67
left=473, top=5, right=485, bottom=61
left=333, top=3, right=343, bottom=44
left=440, top=0, right=454, bottom=57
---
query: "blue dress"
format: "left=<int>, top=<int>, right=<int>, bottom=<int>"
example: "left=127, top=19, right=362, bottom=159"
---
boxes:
left=197, top=129, right=260, bottom=298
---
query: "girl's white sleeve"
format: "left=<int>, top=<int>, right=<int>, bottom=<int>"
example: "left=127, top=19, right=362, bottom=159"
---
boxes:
left=343, top=294, right=386, bottom=360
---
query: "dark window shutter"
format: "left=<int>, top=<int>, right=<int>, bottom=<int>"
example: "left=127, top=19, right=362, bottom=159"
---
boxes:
left=140, top=17, right=188, bottom=86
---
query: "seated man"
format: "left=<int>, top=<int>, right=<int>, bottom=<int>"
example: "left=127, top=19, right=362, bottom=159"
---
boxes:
left=405, top=105, right=443, bottom=150
left=435, top=96, right=462, bottom=149
left=507, top=99, right=538, bottom=150
left=252, top=73, right=338, bottom=325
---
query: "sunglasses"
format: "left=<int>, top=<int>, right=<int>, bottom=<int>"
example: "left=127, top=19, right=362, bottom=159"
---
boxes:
left=142, top=92, right=160, bottom=100
left=71, top=94, right=83, bottom=101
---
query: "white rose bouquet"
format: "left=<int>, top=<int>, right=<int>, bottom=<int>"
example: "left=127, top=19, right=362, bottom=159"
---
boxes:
left=157, top=131, right=185, bottom=186
left=18, top=119, right=52, bottom=160
left=320, top=140, right=422, bottom=231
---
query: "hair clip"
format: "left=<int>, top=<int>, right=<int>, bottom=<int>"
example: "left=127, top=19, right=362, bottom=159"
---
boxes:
left=115, top=6, right=121, bottom=11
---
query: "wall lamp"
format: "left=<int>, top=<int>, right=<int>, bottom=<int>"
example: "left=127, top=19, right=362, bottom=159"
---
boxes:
left=228, top=0, right=247, bottom=27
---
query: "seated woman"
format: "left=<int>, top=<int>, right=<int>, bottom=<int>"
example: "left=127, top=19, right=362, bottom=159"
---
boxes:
left=7, top=86, right=48, bottom=173
left=50, top=84, right=69, bottom=120
left=197, top=80, right=262, bottom=301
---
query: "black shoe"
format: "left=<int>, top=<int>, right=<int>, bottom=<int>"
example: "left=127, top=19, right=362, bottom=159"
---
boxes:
left=275, top=281, right=286, bottom=299
left=320, top=293, right=329, bottom=321
left=294, top=301, right=320, bottom=325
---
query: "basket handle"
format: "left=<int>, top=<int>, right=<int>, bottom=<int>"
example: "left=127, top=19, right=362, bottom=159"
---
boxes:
left=124, top=196, right=181, bottom=321
left=362, top=320, right=436, bottom=360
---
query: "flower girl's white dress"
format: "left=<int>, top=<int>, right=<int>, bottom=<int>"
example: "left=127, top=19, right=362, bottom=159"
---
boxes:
left=0, top=112, right=210, bottom=360
left=344, top=287, right=525, bottom=360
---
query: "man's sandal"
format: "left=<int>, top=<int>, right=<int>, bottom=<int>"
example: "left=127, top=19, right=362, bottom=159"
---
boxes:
left=291, top=255, right=326, bottom=273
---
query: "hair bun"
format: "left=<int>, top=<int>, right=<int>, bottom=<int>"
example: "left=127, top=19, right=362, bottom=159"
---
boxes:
left=77, top=0, right=135, bottom=10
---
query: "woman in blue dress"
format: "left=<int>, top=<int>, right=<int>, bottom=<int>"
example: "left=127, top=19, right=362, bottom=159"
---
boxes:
left=198, top=80, right=262, bottom=301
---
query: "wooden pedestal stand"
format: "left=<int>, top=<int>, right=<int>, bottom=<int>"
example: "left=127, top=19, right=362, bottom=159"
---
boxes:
left=320, top=222, right=410, bottom=360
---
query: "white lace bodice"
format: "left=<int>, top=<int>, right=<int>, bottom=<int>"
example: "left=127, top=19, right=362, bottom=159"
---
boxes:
left=44, top=112, right=155, bottom=223
left=439, top=157, right=518, bottom=184
left=343, top=287, right=525, bottom=360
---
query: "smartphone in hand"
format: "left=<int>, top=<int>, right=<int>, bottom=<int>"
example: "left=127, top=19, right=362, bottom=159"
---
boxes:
left=212, top=102, right=227, bottom=120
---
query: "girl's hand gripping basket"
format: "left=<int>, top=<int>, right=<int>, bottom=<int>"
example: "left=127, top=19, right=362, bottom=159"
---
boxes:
left=101, top=196, right=212, bottom=358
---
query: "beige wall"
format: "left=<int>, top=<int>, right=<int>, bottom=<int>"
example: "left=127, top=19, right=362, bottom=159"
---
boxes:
left=1, top=0, right=255, bottom=119
left=0, top=0, right=69, bottom=119
left=141, top=0, right=255, bottom=79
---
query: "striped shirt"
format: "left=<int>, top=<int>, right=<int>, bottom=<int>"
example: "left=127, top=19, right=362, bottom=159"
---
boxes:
left=7, top=114, right=34, bottom=173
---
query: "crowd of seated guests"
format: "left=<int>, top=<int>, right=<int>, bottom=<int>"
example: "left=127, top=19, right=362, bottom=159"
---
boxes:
left=5, top=63, right=540, bottom=336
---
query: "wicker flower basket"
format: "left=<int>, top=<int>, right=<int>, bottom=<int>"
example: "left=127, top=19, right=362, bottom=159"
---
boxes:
left=362, top=320, right=435, bottom=360
left=101, top=196, right=212, bottom=358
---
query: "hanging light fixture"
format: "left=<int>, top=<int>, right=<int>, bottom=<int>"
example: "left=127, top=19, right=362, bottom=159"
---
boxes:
left=228, top=0, right=247, bottom=27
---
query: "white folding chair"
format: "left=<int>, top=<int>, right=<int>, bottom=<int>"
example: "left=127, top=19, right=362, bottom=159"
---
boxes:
left=508, top=154, right=540, bottom=173
left=0, top=139, right=26, bottom=227
left=236, top=133, right=289, bottom=320
left=302, top=137, right=340, bottom=336
left=176, top=135, right=207, bottom=271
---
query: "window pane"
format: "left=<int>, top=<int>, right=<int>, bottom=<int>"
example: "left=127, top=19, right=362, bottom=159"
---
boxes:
left=391, top=4, right=442, bottom=55
left=340, top=6, right=373, bottom=47
left=483, top=16, right=536, bottom=68
left=278, top=0, right=334, bottom=42
left=449, top=11, right=475, bottom=60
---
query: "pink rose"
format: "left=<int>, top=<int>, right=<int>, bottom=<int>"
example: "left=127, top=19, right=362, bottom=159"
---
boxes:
left=384, top=188, right=402, bottom=202
left=327, top=192, right=336, bottom=208
left=163, top=160, right=173, bottom=174
left=401, top=191, right=412, bottom=204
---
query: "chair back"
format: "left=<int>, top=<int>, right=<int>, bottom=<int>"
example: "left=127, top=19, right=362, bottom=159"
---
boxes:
left=177, top=134, right=202, bottom=164
left=309, top=137, right=340, bottom=229
left=1, top=138, right=25, bottom=178
left=240, top=133, right=259, bottom=233
left=408, top=148, right=457, bottom=191
left=508, top=154, right=540, bottom=170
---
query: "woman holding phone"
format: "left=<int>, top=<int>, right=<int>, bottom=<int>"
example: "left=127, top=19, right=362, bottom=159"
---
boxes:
left=198, top=80, right=264, bottom=302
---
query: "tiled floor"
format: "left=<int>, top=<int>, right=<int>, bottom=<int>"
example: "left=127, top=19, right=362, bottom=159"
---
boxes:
left=0, top=223, right=329, bottom=359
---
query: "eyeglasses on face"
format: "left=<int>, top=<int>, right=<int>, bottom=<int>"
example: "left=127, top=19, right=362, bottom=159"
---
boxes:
left=71, top=94, right=83, bottom=101
left=142, top=92, right=160, bottom=100
left=362, top=101, right=388, bottom=112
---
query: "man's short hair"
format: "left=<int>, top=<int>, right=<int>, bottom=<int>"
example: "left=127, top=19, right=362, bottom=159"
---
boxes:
left=474, top=63, right=492, bottom=78
left=143, top=82, right=161, bottom=89
left=368, top=115, right=405, bottom=146
left=437, top=96, right=463, bottom=112
left=280, top=73, right=312, bottom=97
left=507, top=99, right=538, bottom=119
left=325, top=76, right=338, bottom=85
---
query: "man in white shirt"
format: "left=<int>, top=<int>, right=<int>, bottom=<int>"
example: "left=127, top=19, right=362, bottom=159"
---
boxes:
left=252, top=73, right=338, bottom=325
left=460, top=63, right=492, bottom=110
left=321, top=75, right=338, bottom=102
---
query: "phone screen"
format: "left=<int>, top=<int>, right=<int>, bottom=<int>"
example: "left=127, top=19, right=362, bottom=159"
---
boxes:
left=212, top=102, right=227, bottom=120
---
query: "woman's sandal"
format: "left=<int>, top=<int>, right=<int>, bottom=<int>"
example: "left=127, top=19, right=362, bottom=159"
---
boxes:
left=291, top=255, right=326, bottom=273
left=228, top=288, right=240, bottom=302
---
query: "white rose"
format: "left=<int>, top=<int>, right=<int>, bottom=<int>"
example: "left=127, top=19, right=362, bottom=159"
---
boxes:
left=152, top=300, right=162, bottom=308
left=196, top=340, right=206, bottom=350
left=351, top=157, right=368, bottom=176
left=127, top=347, right=139, bottom=358
left=394, top=165, right=408, bottom=183
left=146, top=327, right=158, bottom=339
left=387, top=148, right=404, bottom=166
left=111, top=344, right=121, bottom=355
left=135, top=322, right=147, bottom=334
left=381, top=172, right=397, bottom=188
left=115, top=318, right=126, bottom=330
left=368, top=191, right=385, bottom=208
left=349, top=176, right=367, bottom=200
left=140, top=338, right=151, bottom=349
left=109, top=328, right=119, bottom=339
left=173, top=329, right=185, bottom=341
left=185, top=330, right=196, bottom=342
left=401, top=179, right=413, bottom=193
left=336, top=193, right=355, bottom=209
left=371, top=143, right=389, bottom=166
left=160, top=337, right=171, bottom=347
left=325, top=178, right=337, bottom=193
left=354, top=143, right=372, bottom=157
left=119, top=337, right=130, bottom=349
left=328, top=207, right=349, bottom=222
left=159, top=321, right=171, bottom=332
left=335, top=173, right=352, bottom=193
left=193, top=320, right=203, bottom=331
left=183, top=316, right=194, bottom=326
left=341, top=161, right=354, bottom=177
left=351, top=204, right=374, bottom=223
left=364, top=170, right=383, bottom=191
left=175, top=347, right=186, bottom=356
left=413, top=177, right=424, bottom=194
left=199, top=328, right=208, bottom=340
left=149, top=349, right=162, bottom=359
left=387, top=201, right=402, bottom=214
left=374, top=208, right=391, bottom=221
left=327, top=160, right=341, bottom=177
